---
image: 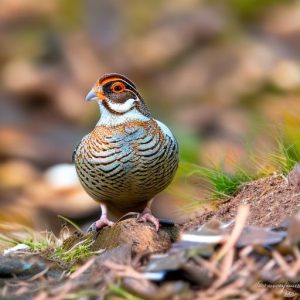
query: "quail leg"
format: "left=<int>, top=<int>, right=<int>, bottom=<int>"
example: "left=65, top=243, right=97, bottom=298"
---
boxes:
left=137, top=207, right=160, bottom=231
left=88, top=203, right=114, bottom=232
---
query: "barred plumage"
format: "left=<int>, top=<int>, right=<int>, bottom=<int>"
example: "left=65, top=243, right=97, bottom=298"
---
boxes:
left=73, top=73, right=179, bottom=230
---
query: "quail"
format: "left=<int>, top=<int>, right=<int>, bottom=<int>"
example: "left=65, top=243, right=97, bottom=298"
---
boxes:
left=73, top=73, right=179, bottom=231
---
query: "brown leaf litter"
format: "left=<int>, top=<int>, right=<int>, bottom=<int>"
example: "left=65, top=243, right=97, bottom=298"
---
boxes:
left=1, top=169, right=300, bottom=299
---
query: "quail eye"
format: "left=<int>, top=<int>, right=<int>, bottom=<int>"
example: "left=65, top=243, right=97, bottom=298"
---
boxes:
left=111, top=82, right=125, bottom=93
left=114, top=85, right=122, bottom=91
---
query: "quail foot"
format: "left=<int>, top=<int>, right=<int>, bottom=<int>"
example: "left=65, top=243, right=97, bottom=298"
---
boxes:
left=73, top=73, right=179, bottom=231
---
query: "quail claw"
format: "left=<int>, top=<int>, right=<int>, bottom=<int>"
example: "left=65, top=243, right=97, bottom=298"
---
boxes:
left=137, top=208, right=160, bottom=231
left=87, top=222, right=98, bottom=233
left=87, top=217, right=114, bottom=232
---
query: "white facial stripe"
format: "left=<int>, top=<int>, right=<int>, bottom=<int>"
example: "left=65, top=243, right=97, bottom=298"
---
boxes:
left=106, top=98, right=137, bottom=113
left=97, top=102, right=150, bottom=126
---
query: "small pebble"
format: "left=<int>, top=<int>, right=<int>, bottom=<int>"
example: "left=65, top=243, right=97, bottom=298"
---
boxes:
left=3, top=244, right=30, bottom=256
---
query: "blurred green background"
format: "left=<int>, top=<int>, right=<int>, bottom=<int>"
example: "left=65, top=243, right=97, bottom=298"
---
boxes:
left=0, top=0, right=300, bottom=232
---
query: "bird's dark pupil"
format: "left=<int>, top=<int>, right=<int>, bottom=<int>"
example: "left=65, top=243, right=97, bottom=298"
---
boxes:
left=114, top=85, right=122, bottom=91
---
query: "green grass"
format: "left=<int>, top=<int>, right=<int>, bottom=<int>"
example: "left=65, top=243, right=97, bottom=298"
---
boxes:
left=0, top=226, right=58, bottom=252
left=177, top=161, right=253, bottom=200
left=51, top=237, right=95, bottom=265
left=190, top=165, right=253, bottom=198
left=270, top=115, right=300, bottom=175
left=272, top=142, right=300, bottom=175
left=0, top=229, right=97, bottom=268
left=0, top=218, right=98, bottom=268
left=22, top=239, right=49, bottom=252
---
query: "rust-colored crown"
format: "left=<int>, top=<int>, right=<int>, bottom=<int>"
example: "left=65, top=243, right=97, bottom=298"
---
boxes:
left=99, top=73, right=136, bottom=89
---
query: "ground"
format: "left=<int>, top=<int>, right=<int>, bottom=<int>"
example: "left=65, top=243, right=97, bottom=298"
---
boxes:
left=183, top=174, right=300, bottom=230
left=1, top=172, right=300, bottom=299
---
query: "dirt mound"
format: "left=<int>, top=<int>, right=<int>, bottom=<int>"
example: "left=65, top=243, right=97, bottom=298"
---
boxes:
left=184, top=174, right=300, bottom=230
left=64, top=218, right=179, bottom=254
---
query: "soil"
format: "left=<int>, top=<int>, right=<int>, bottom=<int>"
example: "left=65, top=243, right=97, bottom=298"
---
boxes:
left=183, top=174, right=300, bottom=231
left=2, top=173, right=300, bottom=299
left=63, top=218, right=180, bottom=254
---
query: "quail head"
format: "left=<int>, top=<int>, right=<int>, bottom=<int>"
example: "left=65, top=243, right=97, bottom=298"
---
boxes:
left=73, top=73, right=179, bottom=231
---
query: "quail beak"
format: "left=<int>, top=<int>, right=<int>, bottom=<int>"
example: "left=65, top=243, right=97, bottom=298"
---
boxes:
left=85, top=89, right=97, bottom=101
left=85, top=87, right=106, bottom=101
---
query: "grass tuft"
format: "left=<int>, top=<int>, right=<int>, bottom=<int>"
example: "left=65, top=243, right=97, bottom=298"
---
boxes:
left=181, top=161, right=253, bottom=199
left=22, top=238, right=49, bottom=252
left=272, top=142, right=300, bottom=175
left=201, top=168, right=253, bottom=198
left=52, top=237, right=95, bottom=264
left=0, top=223, right=63, bottom=252
left=0, top=219, right=100, bottom=268
left=271, top=114, right=300, bottom=175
